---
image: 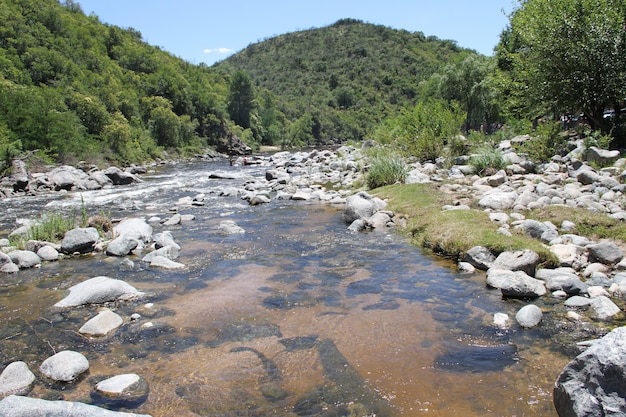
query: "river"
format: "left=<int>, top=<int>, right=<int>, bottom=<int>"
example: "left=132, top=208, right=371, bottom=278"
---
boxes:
left=0, top=158, right=574, bottom=416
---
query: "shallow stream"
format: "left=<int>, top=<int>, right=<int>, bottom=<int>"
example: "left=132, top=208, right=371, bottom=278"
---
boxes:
left=0, top=159, right=576, bottom=416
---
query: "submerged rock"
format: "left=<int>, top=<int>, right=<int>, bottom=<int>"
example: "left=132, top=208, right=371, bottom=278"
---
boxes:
left=79, top=309, right=124, bottom=337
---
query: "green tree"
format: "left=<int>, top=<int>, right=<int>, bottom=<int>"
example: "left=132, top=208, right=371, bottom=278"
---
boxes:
left=502, top=0, right=626, bottom=132
left=435, top=54, right=501, bottom=132
left=227, top=70, right=255, bottom=129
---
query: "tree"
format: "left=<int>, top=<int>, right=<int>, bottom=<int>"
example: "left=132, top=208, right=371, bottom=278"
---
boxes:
left=227, top=70, right=255, bottom=129
left=502, top=0, right=626, bottom=132
left=435, top=54, right=501, bottom=132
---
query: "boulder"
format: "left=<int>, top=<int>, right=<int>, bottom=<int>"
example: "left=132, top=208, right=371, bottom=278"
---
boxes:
left=218, top=220, right=245, bottom=235
left=463, top=246, right=495, bottom=271
left=46, top=166, right=88, bottom=191
left=554, top=327, right=626, bottom=417
left=487, top=269, right=546, bottom=298
left=589, top=296, right=622, bottom=320
left=343, top=191, right=387, bottom=224
left=515, top=304, right=543, bottom=328
left=0, top=395, right=152, bottom=416
left=9, top=160, right=29, bottom=192
left=113, top=218, right=152, bottom=244
left=37, top=245, right=59, bottom=262
left=587, top=241, right=624, bottom=265
left=586, top=146, right=620, bottom=166
left=162, top=213, right=182, bottom=226
left=54, top=276, right=143, bottom=308
left=153, top=231, right=180, bottom=250
left=478, top=190, right=518, bottom=211
left=93, top=374, right=149, bottom=408
left=141, top=246, right=179, bottom=262
left=149, top=256, right=185, bottom=270
left=61, top=227, right=99, bottom=254
left=106, top=235, right=139, bottom=257
left=7, top=250, right=41, bottom=268
left=40, top=350, right=89, bottom=382
left=491, top=249, right=540, bottom=276
left=0, top=362, right=35, bottom=396
left=79, top=309, right=124, bottom=337
left=103, top=166, right=141, bottom=185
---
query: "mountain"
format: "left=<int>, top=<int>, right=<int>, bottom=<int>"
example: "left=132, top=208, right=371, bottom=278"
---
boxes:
left=0, top=0, right=231, bottom=167
left=214, top=18, right=476, bottom=143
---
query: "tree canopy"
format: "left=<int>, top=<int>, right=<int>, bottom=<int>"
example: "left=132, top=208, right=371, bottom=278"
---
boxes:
left=498, top=0, right=626, bottom=133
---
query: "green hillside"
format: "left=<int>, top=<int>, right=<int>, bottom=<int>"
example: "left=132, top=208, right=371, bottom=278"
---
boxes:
left=0, top=0, right=231, bottom=167
left=215, top=18, right=476, bottom=144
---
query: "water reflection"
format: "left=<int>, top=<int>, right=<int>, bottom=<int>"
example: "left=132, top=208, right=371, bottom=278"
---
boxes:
left=0, top=161, right=569, bottom=416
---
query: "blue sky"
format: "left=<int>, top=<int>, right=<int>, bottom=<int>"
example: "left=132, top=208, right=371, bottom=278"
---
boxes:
left=77, top=0, right=516, bottom=66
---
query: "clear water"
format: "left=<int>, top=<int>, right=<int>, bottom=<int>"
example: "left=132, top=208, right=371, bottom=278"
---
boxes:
left=0, top=159, right=576, bottom=416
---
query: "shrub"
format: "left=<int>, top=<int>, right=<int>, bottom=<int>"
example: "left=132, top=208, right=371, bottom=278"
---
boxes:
left=515, top=121, right=567, bottom=162
left=469, top=146, right=507, bottom=175
left=10, top=212, right=76, bottom=248
left=366, top=150, right=407, bottom=189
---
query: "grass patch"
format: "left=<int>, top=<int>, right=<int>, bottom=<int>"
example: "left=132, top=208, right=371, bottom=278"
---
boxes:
left=365, top=148, right=407, bottom=189
left=374, top=183, right=558, bottom=267
left=10, top=212, right=77, bottom=248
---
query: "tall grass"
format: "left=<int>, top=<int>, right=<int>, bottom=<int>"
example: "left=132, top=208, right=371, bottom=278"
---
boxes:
left=366, top=149, right=407, bottom=189
left=469, top=146, right=507, bottom=175
left=10, top=212, right=76, bottom=248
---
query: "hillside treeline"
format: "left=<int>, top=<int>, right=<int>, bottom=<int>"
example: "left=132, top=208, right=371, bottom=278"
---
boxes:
left=0, top=0, right=232, bottom=167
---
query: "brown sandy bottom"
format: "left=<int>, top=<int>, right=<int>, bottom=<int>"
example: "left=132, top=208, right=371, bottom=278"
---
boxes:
left=43, top=261, right=569, bottom=417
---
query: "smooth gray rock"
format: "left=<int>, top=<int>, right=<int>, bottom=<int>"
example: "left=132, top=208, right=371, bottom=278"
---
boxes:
left=554, top=327, right=626, bottom=417
left=564, top=296, right=592, bottom=308
left=478, top=190, right=518, bottom=211
left=55, top=276, right=143, bottom=307
left=343, top=191, right=387, bottom=224
left=153, top=231, right=180, bottom=250
left=94, top=373, right=149, bottom=407
left=37, top=245, right=59, bottom=262
left=0, top=395, right=152, bottom=416
left=79, top=309, right=124, bottom=337
left=515, top=304, right=543, bottom=328
left=40, top=350, right=89, bottom=382
left=491, top=249, right=540, bottom=276
left=61, top=227, right=99, bottom=254
left=106, top=235, right=139, bottom=257
left=141, top=246, right=179, bottom=262
left=463, top=246, right=496, bottom=271
left=218, top=220, right=245, bottom=235
left=0, top=362, right=35, bottom=396
left=488, top=269, right=546, bottom=298
left=589, top=296, right=622, bottom=320
left=149, top=256, right=185, bottom=270
left=103, top=166, right=141, bottom=185
left=46, top=165, right=88, bottom=191
left=113, top=218, right=152, bottom=244
left=7, top=250, right=41, bottom=268
left=522, top=219, right=548, bottom=239
left=587, top=241, right=624, bottom=265
left=162, top=213, right=182, bottom=226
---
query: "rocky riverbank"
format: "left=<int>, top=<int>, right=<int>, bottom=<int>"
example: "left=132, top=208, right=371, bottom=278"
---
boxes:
left=0, top=135, right=625, bottom=415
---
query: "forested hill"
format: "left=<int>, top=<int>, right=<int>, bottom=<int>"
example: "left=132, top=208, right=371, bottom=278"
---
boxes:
left=0, top=0, right=231, bottom=167
left=214, top=18, right=476, bottom=143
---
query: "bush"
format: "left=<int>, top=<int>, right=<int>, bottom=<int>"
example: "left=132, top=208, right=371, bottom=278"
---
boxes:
left=469, top=146, right=507, bottom=175
left=366, top=149, right=407, bottom=189
left=515, top=121, right=567, bottom=162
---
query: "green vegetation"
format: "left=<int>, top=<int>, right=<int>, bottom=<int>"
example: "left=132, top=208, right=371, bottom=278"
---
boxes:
left=10, top=212, right=75, bottom=248
left=469, top=146, right=507, bottom=175
left=0, top=0, right=624, bottom=177
left=365, top=148, right=407, bottom=189
left=216, top=18, right=475, bottom=146
left=0, top=0, right=231, bottom=169
left=373, top=183, right=558, bottom=267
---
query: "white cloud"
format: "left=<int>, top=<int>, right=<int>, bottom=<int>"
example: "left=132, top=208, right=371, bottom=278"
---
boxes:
left=203, top=48, right=234, bottom=54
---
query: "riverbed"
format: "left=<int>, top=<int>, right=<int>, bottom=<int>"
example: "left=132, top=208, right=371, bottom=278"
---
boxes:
left=0, top=158, right=575, bottom=416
